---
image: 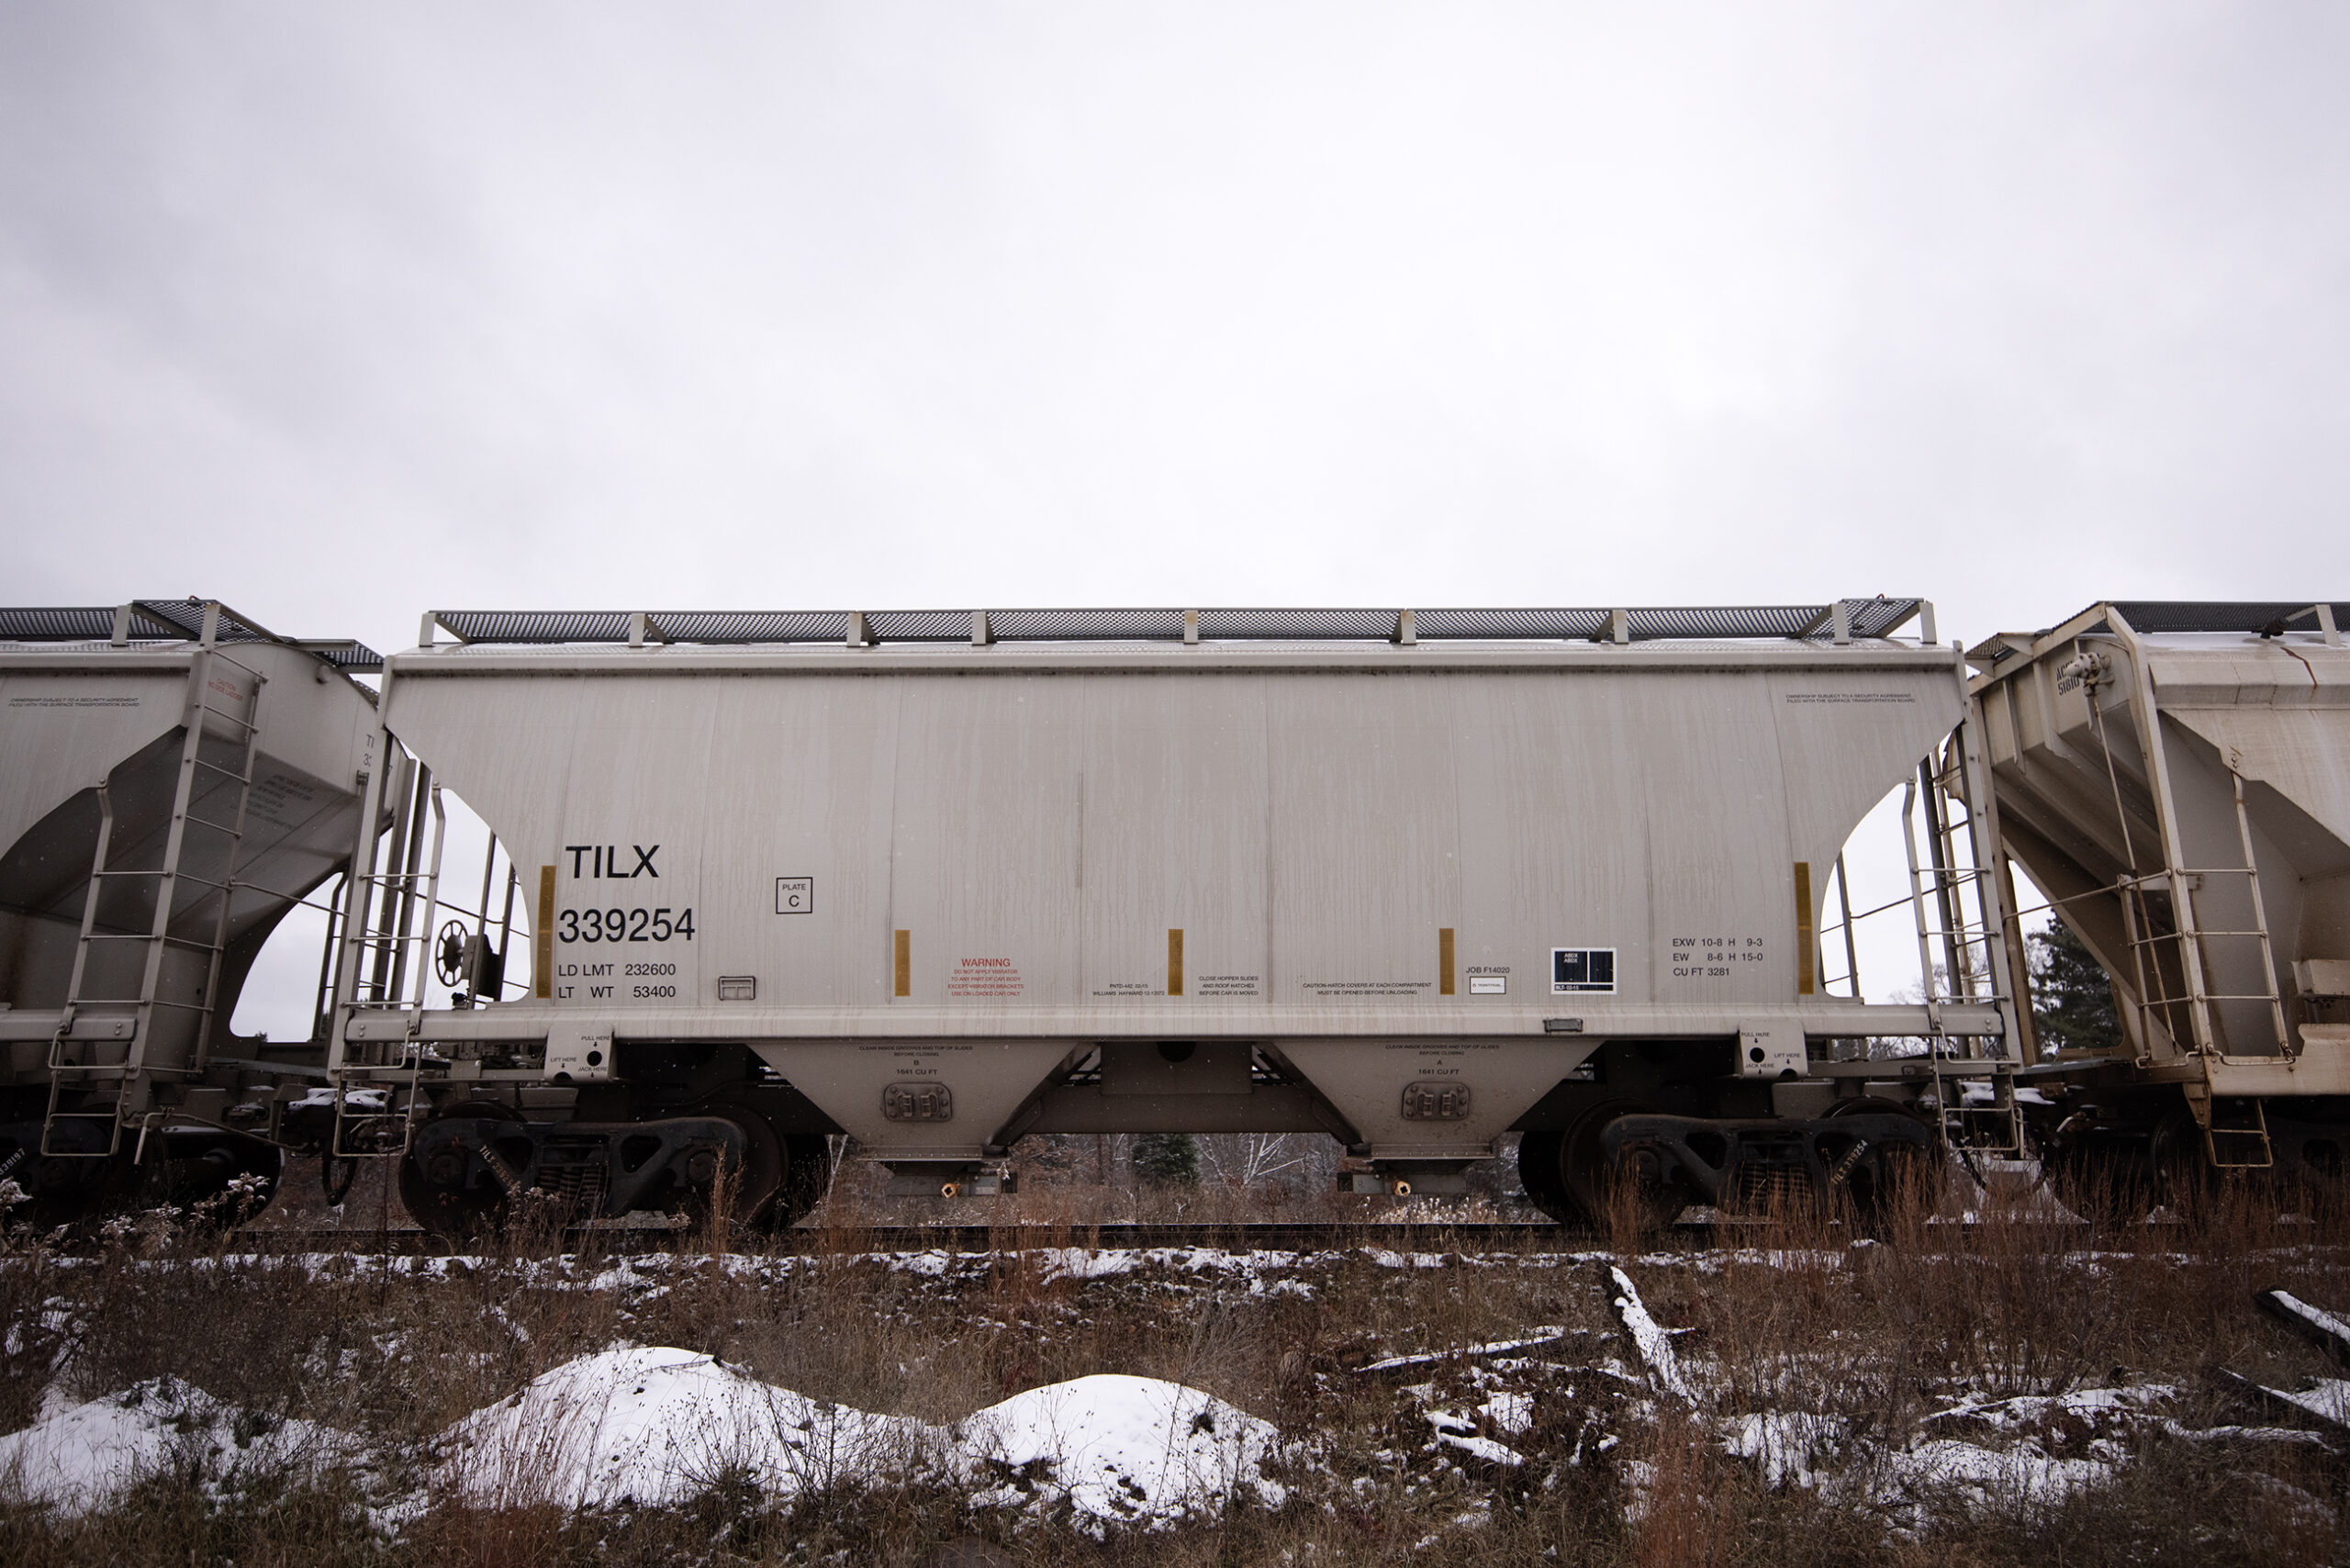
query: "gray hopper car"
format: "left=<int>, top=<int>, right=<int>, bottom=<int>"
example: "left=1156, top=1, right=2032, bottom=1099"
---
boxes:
left=19, top=595, right=2348, bottom=1234
left=319, top=600, right=2018, bottom=1232
left=1968, top=600, right=2350, bottom=1204
left=0, top=601, right=383, bottom=1217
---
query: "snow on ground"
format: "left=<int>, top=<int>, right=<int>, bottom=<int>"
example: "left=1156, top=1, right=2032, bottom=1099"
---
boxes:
left=964, top=1372, right=1288, bottom=1529
left=1720, top=1408, right=2122, bottom=1515
left=10, top=1246, right=2349, bottom=1542
left=1714, top=1380, right=2287, bottom=1526
left=0, top=1375, right=364, bottom=1511
left=1920, top=1383, right=2177, bottom=1432
left=442, top=1349, right=1292, bottom=1526
left=1881, top=1437, right=2117, bottom=1512
left=4, top=1350, right=1290, bottom=1532
left=436, top=1345, right=938, bottom=1508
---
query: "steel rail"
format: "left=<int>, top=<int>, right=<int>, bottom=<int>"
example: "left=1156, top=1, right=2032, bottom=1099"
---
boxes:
left=197, top=1217, right=2080, bottom=1259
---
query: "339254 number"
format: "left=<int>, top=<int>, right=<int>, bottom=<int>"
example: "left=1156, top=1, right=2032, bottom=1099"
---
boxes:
left=557, top=907, right=695, bottom=944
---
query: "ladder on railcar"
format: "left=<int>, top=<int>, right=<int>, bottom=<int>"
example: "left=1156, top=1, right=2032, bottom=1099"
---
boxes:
left=2103, top=775, right=2290, bottom=1168
left=45, top=618, right=266, bottom=1157
left=1902, top=745, right=2027, bottom=1159
left=2080, top=657, right=2288, bottom=1170
left=326, top=756, right=448, bottom=1162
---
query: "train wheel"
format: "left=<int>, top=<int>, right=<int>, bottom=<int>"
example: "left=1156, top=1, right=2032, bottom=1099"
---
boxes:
left=4, top=1115, right=136, bottom=1228
left=20, top=1156, right=136, bottom=1229
left=683, top=1099, right=788, bottom=1234
left=2041, top=1140, right=2147, bottom=1223
left=1561, top=1100, right=1684, bottom=1231
left=2283, top=1119, right=2350, bottom=1216
left=2042, top=1109, right=2207, bottom=1224
left=1821, top=1097, right=1935, bottom=1234
left=1516, top=1130, right=1578, bottom=1224
left=398, top=1103, right=526, bottom=1237
left=778, top=1134, right=834, bottom=1227
left=158, top=1134, right=285, bottom=1226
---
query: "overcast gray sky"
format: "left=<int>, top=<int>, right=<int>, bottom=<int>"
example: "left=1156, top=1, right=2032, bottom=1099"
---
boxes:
left=6, top=2, right=2345, bottom=664
left=6, top=3, right=2345, bottom=1032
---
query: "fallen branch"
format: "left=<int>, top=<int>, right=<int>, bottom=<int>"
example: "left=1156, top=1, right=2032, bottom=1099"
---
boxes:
left=2257, top=1288, right=2350, bottom=1365
left=1608, top=1264, right=1695, bottom=1402
left=1353, top=1327, right=1590, bottom=1375
left=2216, top=1367, right=2350, bottom=1439
left=2161, top=1417, right=2333, bottom=1454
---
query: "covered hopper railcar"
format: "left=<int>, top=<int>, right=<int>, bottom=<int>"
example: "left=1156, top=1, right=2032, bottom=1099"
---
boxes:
left=1967, top=600, right=2350, bottom=1205
left=0, top=601, right=384, bottom=1217
left=322, top=601, right=2020, bottom=1231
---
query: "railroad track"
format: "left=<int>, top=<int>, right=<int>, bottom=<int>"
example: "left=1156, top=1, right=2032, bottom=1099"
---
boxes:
left=210, top=1218, right=1971, bottom=1258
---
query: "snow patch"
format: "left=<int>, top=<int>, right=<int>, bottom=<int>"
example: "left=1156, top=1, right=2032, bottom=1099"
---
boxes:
left=964, top=1372, right=1288, bottom=1529
left=0, top=1376, right=363, bottom=1511
left=435, top=1345, right=936, bottom=1508
left=6, top=1350, right=1289, bottom=1534
left=1886, top=1437, right=2116, bottom=1506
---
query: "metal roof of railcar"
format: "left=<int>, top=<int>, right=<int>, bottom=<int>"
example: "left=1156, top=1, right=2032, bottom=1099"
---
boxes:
left=1965, top=599, right=2348, bottom=671
left=426, top=599, right=1927, bottom=648
left=2092, top=600, right=2349, bottom=636
left=0, top=599, right=383, bottom=671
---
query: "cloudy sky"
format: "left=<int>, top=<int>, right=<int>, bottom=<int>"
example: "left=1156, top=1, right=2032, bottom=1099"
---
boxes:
left=6, top=2, right=2345, bottom=663
left=5, top=5, right=2345, bottom=1027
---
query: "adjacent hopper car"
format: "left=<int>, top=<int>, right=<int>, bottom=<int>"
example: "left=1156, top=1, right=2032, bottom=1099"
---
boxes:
left=0, top=601, right=383, bottom=1216
left=2, top=597, right=2340, bottom=1231
left=1965, top=600, right=2350, bottom=1201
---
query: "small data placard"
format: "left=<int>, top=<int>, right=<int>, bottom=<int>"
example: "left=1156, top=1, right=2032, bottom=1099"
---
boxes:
left=776, top=877, right=814, bottom=914
left=1551, top=947, right=1617, bottom=994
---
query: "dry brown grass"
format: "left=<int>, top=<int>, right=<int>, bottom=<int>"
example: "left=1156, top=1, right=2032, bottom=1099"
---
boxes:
left=3, top=1160, right=2348, bottom=1564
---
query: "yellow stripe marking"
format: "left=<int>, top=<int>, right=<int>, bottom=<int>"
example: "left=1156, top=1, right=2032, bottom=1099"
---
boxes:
left=535, top=865, right=555, bottom=998
left=1438, top=927, right=1456, bottom=995
left=1794, top=861, right=1816, bottom=996
left=1168, top=928, right=1184, bottom=996
left=894, top=929, right=912, bottom=997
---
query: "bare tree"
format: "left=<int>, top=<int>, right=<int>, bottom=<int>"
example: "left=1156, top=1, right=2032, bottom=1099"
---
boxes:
left=1197, top=1133, right=1318, bottom=1191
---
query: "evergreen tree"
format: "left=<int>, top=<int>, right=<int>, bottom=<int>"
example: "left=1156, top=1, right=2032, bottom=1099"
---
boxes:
left=2031, top=920, right=2122, bottom=1055
left=1131, top=1131, right=1200, bottom=1186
